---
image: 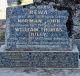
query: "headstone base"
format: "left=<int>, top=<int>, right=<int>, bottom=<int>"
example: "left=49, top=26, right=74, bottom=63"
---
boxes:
left=0, top=45, right=79, bottom=68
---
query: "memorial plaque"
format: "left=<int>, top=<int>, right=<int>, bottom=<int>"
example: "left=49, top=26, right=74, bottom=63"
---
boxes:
left=6, top=4, right=71, bottom=50
left=2, top=3, right=79, bottom=68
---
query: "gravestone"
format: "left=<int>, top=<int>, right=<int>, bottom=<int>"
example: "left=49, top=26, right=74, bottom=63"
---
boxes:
left=0, top=4, right=79, bottom=68
left=6, top=4, right=71, bottom=51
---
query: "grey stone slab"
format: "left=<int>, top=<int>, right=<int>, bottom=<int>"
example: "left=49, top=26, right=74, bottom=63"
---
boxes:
left=6, top=4, right=72, bottom=50
left=0, top=51, right=78, bottom=68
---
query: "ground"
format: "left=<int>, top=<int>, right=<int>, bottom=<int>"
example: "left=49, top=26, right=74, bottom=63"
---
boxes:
left=0, top=68, right=80, bottom=76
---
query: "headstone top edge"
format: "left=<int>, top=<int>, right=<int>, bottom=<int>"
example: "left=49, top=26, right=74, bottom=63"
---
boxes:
left=6, top=3, right=71, bottom=12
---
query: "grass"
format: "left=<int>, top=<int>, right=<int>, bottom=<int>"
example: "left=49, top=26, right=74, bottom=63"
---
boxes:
left=0, top=31, right=5, bottom=42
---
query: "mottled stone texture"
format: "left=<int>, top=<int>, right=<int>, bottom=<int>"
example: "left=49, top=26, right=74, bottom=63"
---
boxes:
left=6, top=4, right=71, bottom=50
left=4, top=4, right=79, bottom=68
left=0, top=52, right=79, bottom=68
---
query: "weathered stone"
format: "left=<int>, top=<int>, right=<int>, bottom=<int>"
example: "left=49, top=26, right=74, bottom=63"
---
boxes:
left=0, top=51, right=78, bottom=68
left=6, top=4, right=71, bottom=50
left=4, top=3, right=79, bottom=69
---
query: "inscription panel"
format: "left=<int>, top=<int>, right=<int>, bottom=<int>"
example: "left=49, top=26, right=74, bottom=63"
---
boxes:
left=6, top=5, right=71, bottom=50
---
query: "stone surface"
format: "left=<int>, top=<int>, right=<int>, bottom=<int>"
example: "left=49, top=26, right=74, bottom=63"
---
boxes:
left=0, top=51, right=78, bottom=68
left=6, top=4, right=71, bottom=50
left=74, top=39, right=80, bottom=52
left=1, top=69, right=80, bottom=76
left=4, top=3, right=79, bottom=69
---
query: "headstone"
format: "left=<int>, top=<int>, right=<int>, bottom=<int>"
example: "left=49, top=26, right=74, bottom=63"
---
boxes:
left=6, top=4, right=72, bottom=51
left=0, top=4, right=79, bottom=68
